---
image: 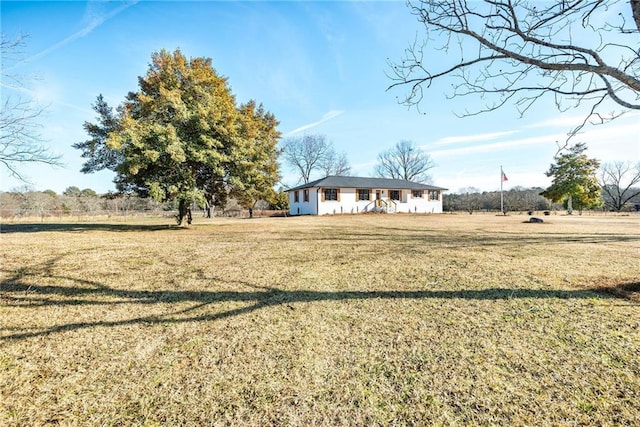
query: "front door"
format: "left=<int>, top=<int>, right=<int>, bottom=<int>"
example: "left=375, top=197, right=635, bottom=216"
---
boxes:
left=376, top=190, right=381, bottom=207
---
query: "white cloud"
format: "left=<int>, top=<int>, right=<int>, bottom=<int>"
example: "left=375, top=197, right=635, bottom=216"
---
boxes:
left=578, top=122, right=640, bottom=161
left=525, top=111, right=640, bottom=131
left=431, top=133, right=562, bottom=158
left=430, top=117, right=639, bottom=160
left=434, top=130, right=519, bottom=145
left=524, top=115, right=587, bottom=129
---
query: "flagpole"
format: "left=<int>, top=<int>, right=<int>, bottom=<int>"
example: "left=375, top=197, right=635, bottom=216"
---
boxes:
left=500, top=166, right=504, bottom=215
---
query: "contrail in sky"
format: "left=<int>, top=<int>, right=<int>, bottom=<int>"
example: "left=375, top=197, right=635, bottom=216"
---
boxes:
left=285, top=110, right=345, bottom=137
left=12, top=1, right=137, bottom=68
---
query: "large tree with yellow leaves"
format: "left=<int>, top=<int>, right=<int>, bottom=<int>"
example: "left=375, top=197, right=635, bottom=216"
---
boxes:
left=75, top=49, right=280, bottom=225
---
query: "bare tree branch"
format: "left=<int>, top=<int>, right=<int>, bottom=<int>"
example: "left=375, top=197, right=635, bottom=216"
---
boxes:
left=374, top=140, right=434, bottom=183
left=599, top=161, right=640, bottom=211
left=1, top=33, right=62, bottom=182
left=318, top=149, right=351, bottom=177
left=388, top=0, right=640, bottom=142
left=281, top=134, right=332, bottom=184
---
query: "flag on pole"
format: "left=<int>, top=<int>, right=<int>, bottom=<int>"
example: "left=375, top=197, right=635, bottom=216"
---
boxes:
left=500, top=167, right=507, bottom=215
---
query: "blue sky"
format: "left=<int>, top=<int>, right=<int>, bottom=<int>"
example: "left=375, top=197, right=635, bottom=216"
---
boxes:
left=2, top=0, right=639, bottom=194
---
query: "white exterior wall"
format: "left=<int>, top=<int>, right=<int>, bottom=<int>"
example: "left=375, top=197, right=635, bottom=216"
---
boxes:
left=289, top=187, right=444, bottom=215
left=317, top=188, right=359, bottom=215
left=289, top=188, right=320, bottom=215
left=396, top=190, right=444, bottom=214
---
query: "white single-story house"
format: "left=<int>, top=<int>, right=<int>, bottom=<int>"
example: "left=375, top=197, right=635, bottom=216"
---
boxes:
left=287, top=176, right=448, bottom=216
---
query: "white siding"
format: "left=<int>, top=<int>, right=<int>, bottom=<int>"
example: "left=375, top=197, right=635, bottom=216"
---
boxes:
left=289, top=188, right=319, bottom=215
left=288, top=187, right=443, bottom=215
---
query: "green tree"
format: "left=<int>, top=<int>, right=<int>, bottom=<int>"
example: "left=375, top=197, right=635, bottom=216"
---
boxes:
left=81, top=188, right=98, bottom=198
left=72, top=94, right=122, bottom=173
left=269, top=190, right=289, bottom=211
left=541, top=143, right=602, bottom=214
left=75, top=49, right=280, bottom=225
left=229, top=101, right=281, bottom=218
left=63, top=186, right=82, bottom=197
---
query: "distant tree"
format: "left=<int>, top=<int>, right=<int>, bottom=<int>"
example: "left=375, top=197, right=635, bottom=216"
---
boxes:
left=388, top=1, right=640, bottom=146
left=460, top=187, right=482, bottom=214
left=318, top=149, right=351, bottom=177
left=75, top=49, right=280, bottom=225
left=78, top=188, right=102, bottom=212
left=8, top=186, right=57, bottom=219
left=374, top=140, right=434, bottom=183
left=516, top=187, right=551, bottom=212
left=63, top=186, right=82, bottom=197
left=81, top=188, right=98, bottom=198
left=505, top=186, right=535, bottom=212
left=0, top=191, right=20, bottom=217
left=445, top=186, right=550, bottom=213
left=281, top=134, right=330, bottom=184
left=269, top=190, right=289, bottom=211
left=281, top=134, right=349, bottom=183
left=599, top=161, right=640, bottom=211
left=1, top=34, right=62, bottom=181
left=541, top=143, right=602, bottom=214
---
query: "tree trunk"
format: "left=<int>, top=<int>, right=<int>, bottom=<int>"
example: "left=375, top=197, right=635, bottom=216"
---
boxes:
left=631, top=0, right=640, bottom=32
left=567, top=195, right=573, bottom=215
left=177, top=199, right=191, bottom=226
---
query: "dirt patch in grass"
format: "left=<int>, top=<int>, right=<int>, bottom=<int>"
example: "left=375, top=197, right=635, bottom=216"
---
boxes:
left=1, top=214, right=639, bottom=425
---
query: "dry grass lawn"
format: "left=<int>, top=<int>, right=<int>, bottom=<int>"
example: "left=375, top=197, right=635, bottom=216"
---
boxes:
left=1, top=213, right=639, bottom=426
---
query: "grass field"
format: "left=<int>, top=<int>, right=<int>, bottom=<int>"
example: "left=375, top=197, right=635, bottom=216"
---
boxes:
left=1, top=213, right=639, bottom=426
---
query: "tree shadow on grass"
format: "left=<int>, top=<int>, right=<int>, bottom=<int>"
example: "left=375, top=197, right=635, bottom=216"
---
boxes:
left=2, top=269, right=633, bottom=341
left=0, top=223, right=179, bottom=233
left=595, top=282, right=640, bottom=303
left=274, top=226, right=640, bottom=249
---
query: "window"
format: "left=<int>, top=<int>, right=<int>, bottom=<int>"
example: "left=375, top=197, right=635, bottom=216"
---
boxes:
left=412, top=190, right=423, bottom=198
left=389, top=190, right=401, bottom=201
left=322, top=188, right=339, bottom=201
left=429, top=190, right=439, bottom=201
left=357, top=188, right=370, bottom=201
left=294, top=191, right=299, bottom=203
left=303, top=189, right=309, bottom=202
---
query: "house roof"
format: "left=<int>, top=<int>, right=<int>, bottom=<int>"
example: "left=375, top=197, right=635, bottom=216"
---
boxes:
left=286, top=176, right=448, bottom=192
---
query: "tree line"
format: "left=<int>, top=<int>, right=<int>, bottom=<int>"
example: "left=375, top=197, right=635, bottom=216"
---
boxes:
left=444, top=185, right=640, bottom=215
left=445, top=187, right=549, bottom=214
left=0, top=186, right=164, bottom=219
left=0, top=186, right=289, bottom=219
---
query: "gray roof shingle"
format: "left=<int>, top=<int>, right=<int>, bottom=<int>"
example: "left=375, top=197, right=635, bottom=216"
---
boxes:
left=286, top=176, right=447, bottom=192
